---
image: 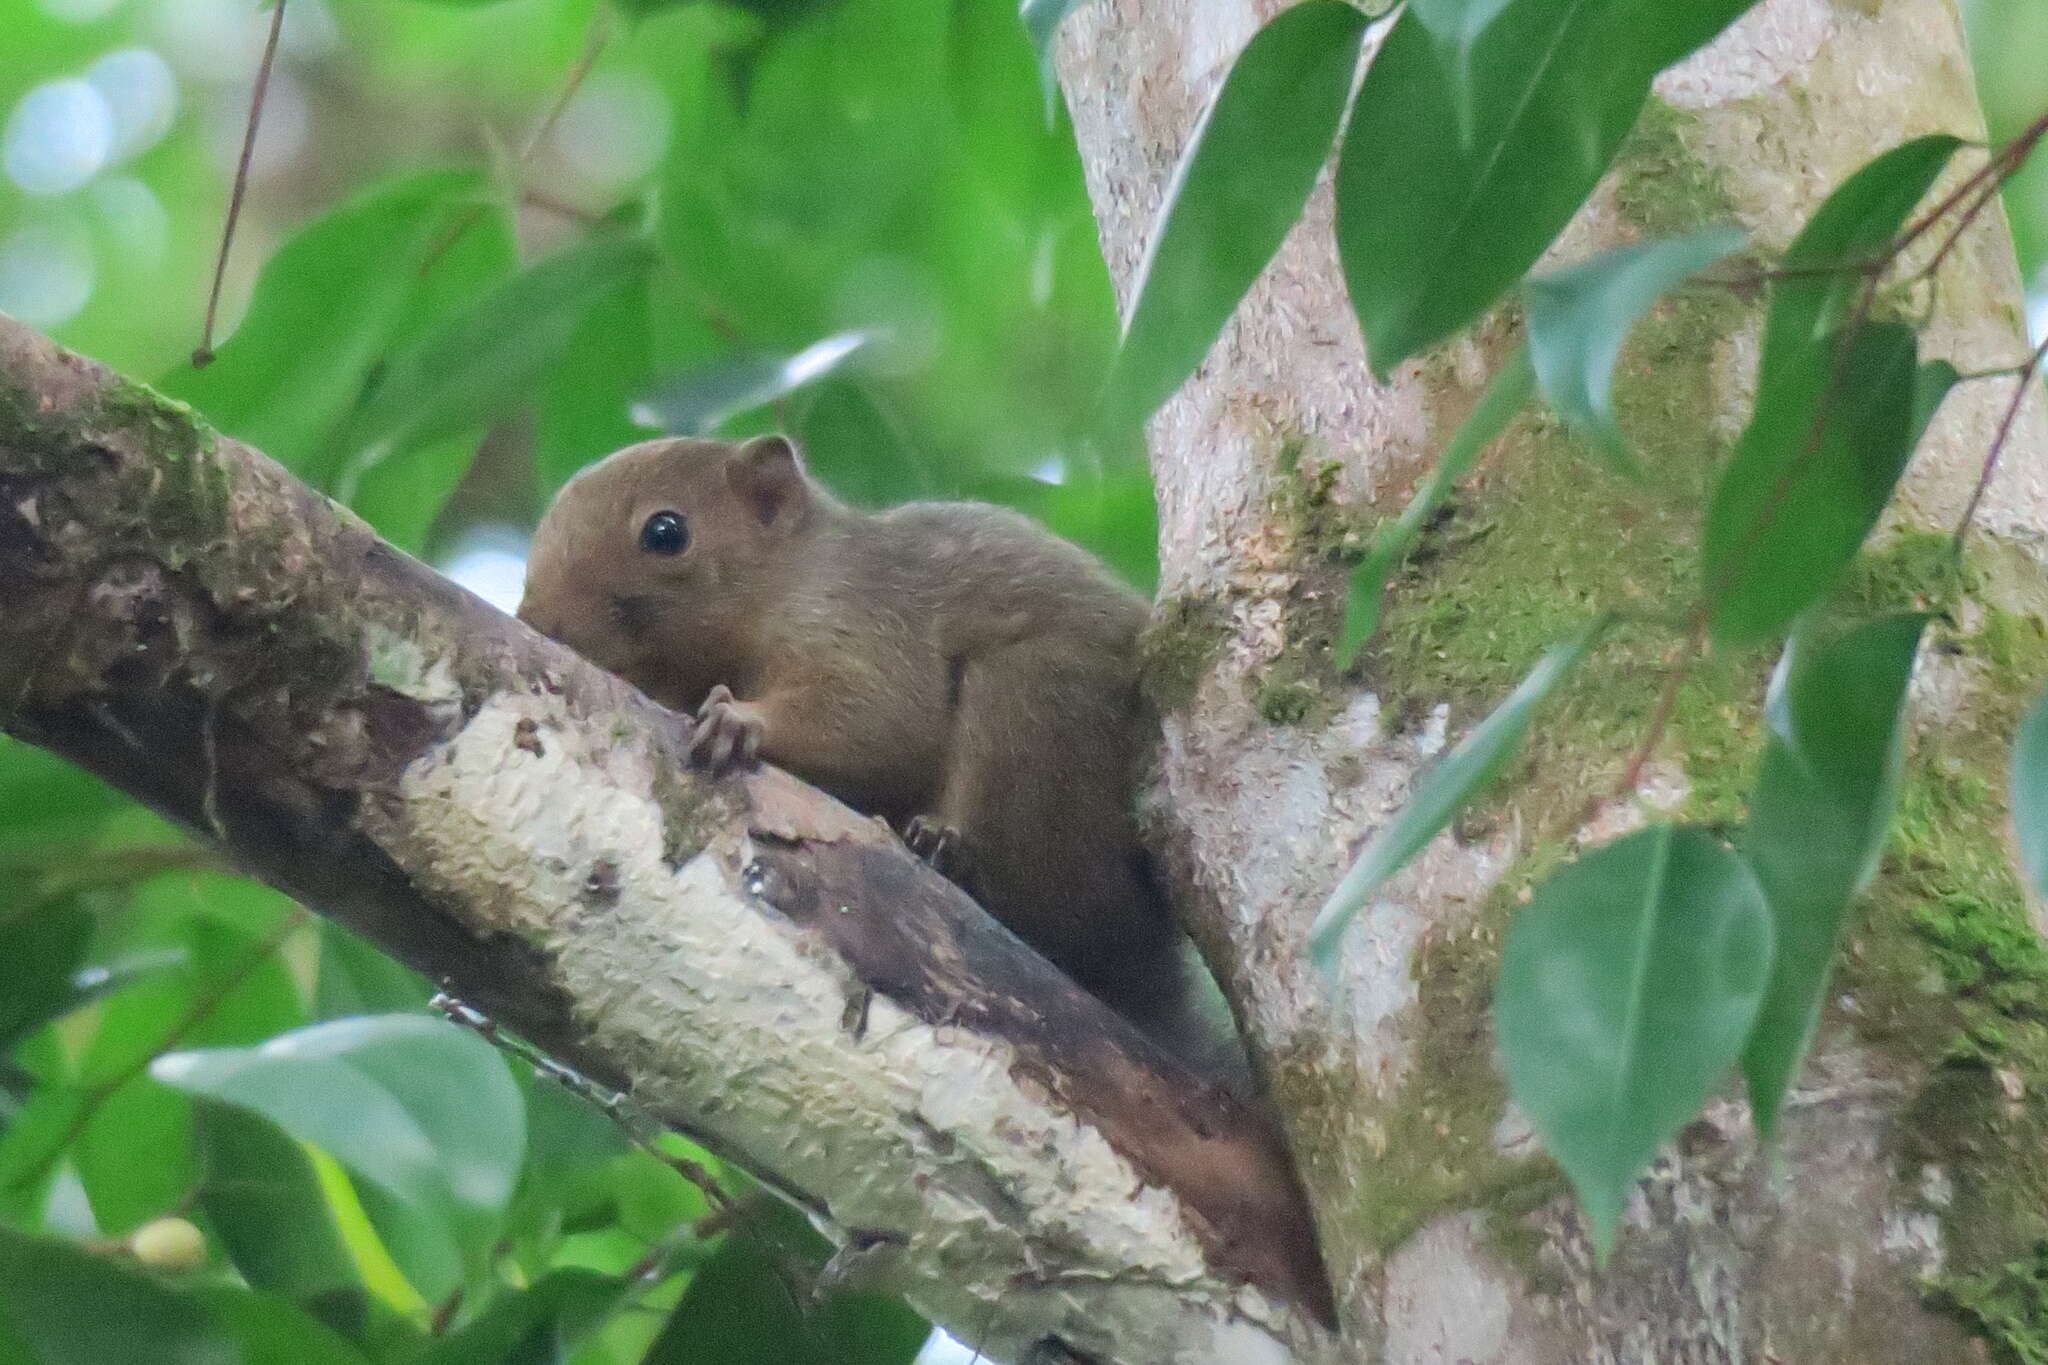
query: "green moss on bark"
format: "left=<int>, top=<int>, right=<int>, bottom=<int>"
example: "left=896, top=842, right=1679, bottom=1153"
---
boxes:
left=1141, top=595, right=1232, bottom=715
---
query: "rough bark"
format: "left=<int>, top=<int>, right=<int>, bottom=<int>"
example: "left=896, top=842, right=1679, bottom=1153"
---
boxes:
left=1059, top=0, right=2048, bottom=1359
left=0, top=315, right=1335, bottom=1365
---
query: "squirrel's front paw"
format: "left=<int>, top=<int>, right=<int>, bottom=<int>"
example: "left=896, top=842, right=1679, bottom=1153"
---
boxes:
left=689, top=684, right=764, bottom=774
left=902, top=815, right=965, bottom=879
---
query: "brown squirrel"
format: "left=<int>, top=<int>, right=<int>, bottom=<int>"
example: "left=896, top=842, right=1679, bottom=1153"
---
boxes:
left=518, top=434, right=1244, bottom=1083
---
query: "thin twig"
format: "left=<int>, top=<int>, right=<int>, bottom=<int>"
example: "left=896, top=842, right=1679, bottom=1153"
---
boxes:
left=1894, top=110, right=2048, bottom=259
left=417, top=8, right=612, bottom=274
left=193, top=0, right=287, bottom=367
left=1578, top=621, right=1701, bottom=827
left=1951, top=329, right=2048, bottom=554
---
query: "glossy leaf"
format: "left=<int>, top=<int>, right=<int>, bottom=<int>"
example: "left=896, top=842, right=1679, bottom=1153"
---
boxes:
left=313, top=923, right=431, bottom=1020
left=0, top=1225, right=228, bottom=1365
left=1496, top=825, right=1772, bottom=1258
left=1741, top=614, right=1924, bottom=1138
left=72, top=914, right=303, bottom=1236
left=0, top=906, right=93, bottom=1053
left=645, top=1227, right=927, bottom=1365
left=193, top=1099, right=359, bottom=1302
left=1336, top=1, right=1753, bottom=375
left=1101, top=0, right=1369, bottom=429
left=1309, top=614, right=1605, bottom=973
left=1701, top=321, right=1920, bottom=645
left=631, top=332, right=873, bottom=435
left=1525, top=226, right=1745, bottom=474
left=188, top=1290, right=374, bottom=1365
left=159, top=170, right=486, bottom=475
left=338, top=235, right=657, bottom=485
left=2013, top=687, right=2048, bottom=902
left=1763, top=136, right=1962, bottom=362
left=415, top=1269, right=625, bottom=1365
left=149, top=1015, right=525, bottom=1258
left=1335, top=345, right=1534, bottom=663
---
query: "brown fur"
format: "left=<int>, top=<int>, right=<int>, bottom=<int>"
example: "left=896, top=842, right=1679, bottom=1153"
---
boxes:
left=520, top=436, right=1239, bottom=1079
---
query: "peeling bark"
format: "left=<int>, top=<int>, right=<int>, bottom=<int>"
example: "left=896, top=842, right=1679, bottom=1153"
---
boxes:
left=0, top=315, right=1333, bottom=1365
left=1059, top=0, right=2048, bottom=1359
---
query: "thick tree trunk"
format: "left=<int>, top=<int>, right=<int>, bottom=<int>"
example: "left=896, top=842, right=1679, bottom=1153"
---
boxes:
left=0, top=317, right=1334, bottom=1365
left=1059, top=0, right=2048, bottom=1359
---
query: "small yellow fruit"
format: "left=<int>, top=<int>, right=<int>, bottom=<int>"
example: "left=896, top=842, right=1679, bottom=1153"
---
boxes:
left=129, top=1216, right=206, bottom=1272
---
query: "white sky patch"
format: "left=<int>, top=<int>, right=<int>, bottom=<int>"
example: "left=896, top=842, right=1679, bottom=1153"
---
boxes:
left=439, top=526, right=531, bottom=617
left=913, top=1328, right=984, bottom=1365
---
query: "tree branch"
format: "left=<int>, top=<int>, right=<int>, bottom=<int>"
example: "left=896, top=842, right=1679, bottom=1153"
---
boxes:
left=0, top=312, right=1332, bottom=1364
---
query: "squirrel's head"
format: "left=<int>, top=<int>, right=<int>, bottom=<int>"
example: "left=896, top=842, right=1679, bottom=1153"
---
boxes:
left=518, top=434, right=821, bottom=709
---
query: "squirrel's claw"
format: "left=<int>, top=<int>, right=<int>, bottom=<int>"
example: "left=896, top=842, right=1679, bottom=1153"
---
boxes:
left=902, top=815, right=963, bottom=878
left=690, top=685, right=764, bottom=774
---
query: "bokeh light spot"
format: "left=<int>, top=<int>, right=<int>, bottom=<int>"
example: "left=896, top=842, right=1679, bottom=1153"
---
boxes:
left=88, top=48, right=179, bottom=162
left=0, top=216, right=96, bottom=326
left=5, top=79, right=115, bottom=195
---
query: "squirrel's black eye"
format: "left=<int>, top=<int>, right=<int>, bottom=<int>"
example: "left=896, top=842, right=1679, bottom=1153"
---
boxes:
left=640, top=511, right=688, bottom=556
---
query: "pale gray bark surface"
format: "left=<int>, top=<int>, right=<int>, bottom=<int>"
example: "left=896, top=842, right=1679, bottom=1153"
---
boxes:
left=1058, top=0, right=2048, bottom=1359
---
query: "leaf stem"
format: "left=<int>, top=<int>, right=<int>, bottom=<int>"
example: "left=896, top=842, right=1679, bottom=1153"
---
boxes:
left=192, top=0, right=286, bottom=367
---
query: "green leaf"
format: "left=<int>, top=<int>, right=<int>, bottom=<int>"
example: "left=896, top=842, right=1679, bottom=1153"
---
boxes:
left=149, top=1015, right=525, bottom=1261
left=1910, top=358, right=1961, bottom=449
left=0, top=906, right=93, bottom=1054
left=69, top=914, right=303, bottom=1236
left=1496, top=825, right=1772, bottom=1258
left=415, top=1269, right=625, bottom=1365
left=158, top=170, right=486, bottom=475
left=0, top=1225, right=232, bottom=1365
left=193, top=1099, right=360, bottom=1302
left=188, top=1289, right=374, bottom=1365
left=0, top=739, right=123, bottom=859
left=644, top=1225, right=927, bottom=1365
left=1740, top=614, right=1924, bottom=1139
left=2012, top=687, right=2048, bottom=903
left=1701, top=321, right=1920, bottom=645
left=1309, top=614, right=1604, bottom=973
left=337, top=235, right=657, bottom=491
left=1525, top=226, right=1745, bottom=474
left=1335, top=1, right=1753, bottom=375
left=1101, top=0, right=1369, bottom=429
left=1763, top=136, right=1962, bottom=362
left=631, top=332, right=873, bottom=435
left=1334, top=346, right=1534, bottom=664
left=534, top=271, right=656, bottom=495
left=313, top=923, right=431, bottom=1019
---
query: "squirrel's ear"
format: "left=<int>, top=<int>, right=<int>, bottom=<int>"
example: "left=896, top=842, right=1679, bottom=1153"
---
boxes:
left=726, top=435, right=808, bottom=527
